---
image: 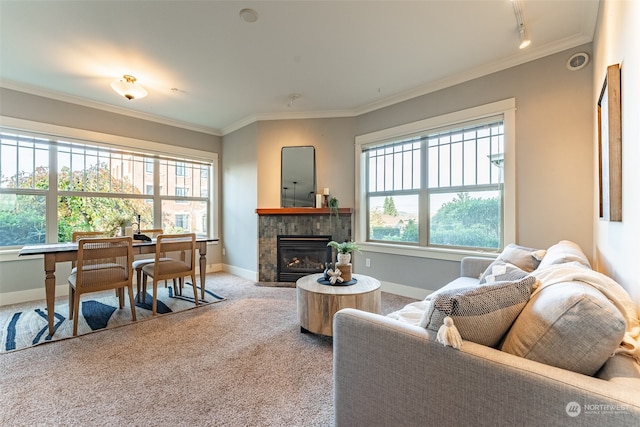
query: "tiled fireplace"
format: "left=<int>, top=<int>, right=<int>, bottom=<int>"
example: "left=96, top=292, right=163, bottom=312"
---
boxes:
left=257, top=208, right=352, bottom=282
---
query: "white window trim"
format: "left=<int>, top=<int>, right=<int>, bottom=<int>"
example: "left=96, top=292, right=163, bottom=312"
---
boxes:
left=0, top=116, right=220, bottom=258
left=354, top=98, right=516, bottom=261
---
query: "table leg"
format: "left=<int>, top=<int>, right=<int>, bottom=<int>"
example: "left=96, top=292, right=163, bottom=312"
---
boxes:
left=199, top=242, right=207, bottom=300
left=44, top=253, right=57, bottom=336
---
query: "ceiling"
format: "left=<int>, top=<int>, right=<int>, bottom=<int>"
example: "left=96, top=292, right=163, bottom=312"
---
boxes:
left=0, top=1, right=599, bottom=136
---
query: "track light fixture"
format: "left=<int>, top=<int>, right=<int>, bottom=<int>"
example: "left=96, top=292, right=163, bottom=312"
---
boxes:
left=512, top=0, right=531, bottom=49
left=111, top=74, right=148, bottom=100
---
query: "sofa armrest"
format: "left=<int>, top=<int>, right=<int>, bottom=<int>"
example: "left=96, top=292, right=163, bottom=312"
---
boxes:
left=460, top=256, right=494, bottom=278
left=333, top=308, right=640, bottom=427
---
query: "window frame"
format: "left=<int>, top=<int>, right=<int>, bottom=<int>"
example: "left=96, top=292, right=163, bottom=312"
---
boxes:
left=0, top=117, right=219, bottom=249
left=354, top=98, right=516, bottom=261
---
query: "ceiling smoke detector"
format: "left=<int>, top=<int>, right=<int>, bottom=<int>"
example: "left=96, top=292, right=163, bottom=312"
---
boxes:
left=567, top=52, right=590, bottom=71
left=239, top=8, right=258, bottom=23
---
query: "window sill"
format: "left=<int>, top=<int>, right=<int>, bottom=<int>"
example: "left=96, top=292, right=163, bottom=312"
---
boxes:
left=357, top=241, right=498, bottom=262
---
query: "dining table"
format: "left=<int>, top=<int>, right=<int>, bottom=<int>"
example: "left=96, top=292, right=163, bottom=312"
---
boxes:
left=18, top=236, right=218, bottom=336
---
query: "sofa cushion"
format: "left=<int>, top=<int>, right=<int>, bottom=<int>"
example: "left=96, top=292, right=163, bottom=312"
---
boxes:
left=479, top=243, right=545, bottom=284
left=596, top=354, right=640, bottom=393
left=501, top=281, right=626, bottom=376
left=536, top=240, right=591, bottom=270
left=420, top=276, right=536, bottom=347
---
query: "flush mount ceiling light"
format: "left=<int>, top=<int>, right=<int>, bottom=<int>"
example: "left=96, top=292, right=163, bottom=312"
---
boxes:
left=512, top=0, right=531, bottom=49
left=110, top=74, right=148, bottom=100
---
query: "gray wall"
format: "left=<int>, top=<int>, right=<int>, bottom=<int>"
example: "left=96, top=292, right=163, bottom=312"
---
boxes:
left=222, top=44, right=595, bottom=296
left=354, top=45, right=594, bottom=293
left=221, top=122, right=259, bottom=277
left=0, top=89, right=222, bottom=302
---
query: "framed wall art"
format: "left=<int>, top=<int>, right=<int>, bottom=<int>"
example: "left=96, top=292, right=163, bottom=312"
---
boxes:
left=597, top=63, right=622, bottom=222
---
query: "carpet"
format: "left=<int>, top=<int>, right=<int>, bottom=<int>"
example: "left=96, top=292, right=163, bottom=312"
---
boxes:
left=0, top=284, right=225, bottom=353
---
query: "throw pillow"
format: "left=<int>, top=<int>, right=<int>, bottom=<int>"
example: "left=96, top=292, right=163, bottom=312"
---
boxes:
left=537, top=240, right=591, bottom=270
left=501, top=281, right=626, bottom=376
left=479, top=243, right=545, bottom=284
left=421, top=276, right=537, bottom=348
left=479, top=261, right=529, bottom=284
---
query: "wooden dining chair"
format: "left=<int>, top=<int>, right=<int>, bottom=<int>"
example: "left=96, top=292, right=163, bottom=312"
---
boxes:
left=141, top=233, right=198, bottom=315
left=132, top=229, right=168, bottom=299
left=67, top=236, right=136, bottom=336
left=71, top=231, right=106, bottom=268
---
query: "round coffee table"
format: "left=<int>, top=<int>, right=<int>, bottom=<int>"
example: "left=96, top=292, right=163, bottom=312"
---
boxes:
left=296, top=273, right=381, bottom=336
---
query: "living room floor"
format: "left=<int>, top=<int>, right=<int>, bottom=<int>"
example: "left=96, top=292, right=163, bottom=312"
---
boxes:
left=0, top=272, right=417, bottom=426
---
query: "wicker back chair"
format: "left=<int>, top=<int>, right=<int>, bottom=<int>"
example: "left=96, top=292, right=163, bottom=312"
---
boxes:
left=71, top=231, right=106, bottom=269
left=67, top=236, right=135, bottom=336
left=132, top=229, right=167, bottom=299
left=141, top=233, right=198, bottom=315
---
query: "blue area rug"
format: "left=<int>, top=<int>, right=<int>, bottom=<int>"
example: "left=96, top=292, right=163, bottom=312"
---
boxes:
left=0, top=285, right=225, bottom=353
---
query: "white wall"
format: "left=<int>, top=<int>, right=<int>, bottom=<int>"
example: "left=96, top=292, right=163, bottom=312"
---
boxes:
left=593, top=0, right=640, bottom=310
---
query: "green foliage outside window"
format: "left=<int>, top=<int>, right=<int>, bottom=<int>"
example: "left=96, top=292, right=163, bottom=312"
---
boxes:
left=0, top=162, right=152, bottom=245
left=430, top=193, right=500, bottom=249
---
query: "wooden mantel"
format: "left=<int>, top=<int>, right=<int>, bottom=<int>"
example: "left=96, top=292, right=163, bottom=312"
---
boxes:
left=256, top=207, right=353, bottom=215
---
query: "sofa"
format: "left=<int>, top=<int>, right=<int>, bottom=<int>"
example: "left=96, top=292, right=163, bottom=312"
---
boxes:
left=333, top=241, right=640, bottom=426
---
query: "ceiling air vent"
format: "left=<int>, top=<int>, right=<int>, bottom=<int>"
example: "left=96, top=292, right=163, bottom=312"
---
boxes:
left=567, top=52, right=590, bottom=71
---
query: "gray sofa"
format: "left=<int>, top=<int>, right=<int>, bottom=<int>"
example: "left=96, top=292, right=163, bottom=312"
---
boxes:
left=333, top=252, right=640, bottom=427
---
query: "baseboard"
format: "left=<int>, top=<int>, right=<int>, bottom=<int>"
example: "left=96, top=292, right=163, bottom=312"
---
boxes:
left=0, top=284, right=70, bottom=306
left=379, top=280, right=432, bottom=300
left=222, top=264, right=258, bottom=281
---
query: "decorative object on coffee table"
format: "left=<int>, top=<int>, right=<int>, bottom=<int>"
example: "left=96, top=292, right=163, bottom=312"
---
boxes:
left=327, top=240, right=360, bottom=282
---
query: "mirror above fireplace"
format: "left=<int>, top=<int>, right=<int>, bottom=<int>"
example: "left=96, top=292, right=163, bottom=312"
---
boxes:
left=281, top=146, right=316, bottom=207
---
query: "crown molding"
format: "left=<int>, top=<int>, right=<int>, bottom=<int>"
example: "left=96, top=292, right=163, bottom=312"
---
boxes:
left=0, top=80, right=222, bottom=137
left=1, top=30, right=593, bottom=139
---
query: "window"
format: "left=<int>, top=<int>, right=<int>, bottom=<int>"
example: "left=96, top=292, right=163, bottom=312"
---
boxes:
left=175, top=214, right=189, bottom=229
left=176, top=162, right=186, bottom=177
left=0, top=127, right=215, bottom=247
left=355, top=99, right=515, bottom=254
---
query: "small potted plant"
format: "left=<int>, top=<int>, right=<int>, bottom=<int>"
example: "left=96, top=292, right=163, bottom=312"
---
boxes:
left=328, top=196, right=341, bottom=225
left=327, top=240, right=360, bottom=265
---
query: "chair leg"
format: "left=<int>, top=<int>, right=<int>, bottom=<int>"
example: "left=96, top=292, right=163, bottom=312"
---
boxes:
left=72, top=292, right=81, bottom=336
left=69, top=285, right=74, bottom=319
left=118, top=288, right=125, bottom=309
left=152, top=279, right=158, bottom=315
left=127, top=285, right=137, bottom=321
left=141, top=273, right=148, bottom=303
left=136, top=267, right=143, bottom=301
left=191, top=273, right=199, bottom=306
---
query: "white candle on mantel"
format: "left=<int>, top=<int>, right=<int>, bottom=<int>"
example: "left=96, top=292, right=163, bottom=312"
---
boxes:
left=315, top=194, right=323, bottom=208
left=323, top=187, right=330, bottom=195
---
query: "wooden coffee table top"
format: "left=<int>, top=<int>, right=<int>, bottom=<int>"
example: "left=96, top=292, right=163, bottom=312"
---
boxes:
left=296, top=273, right=381, bottom=295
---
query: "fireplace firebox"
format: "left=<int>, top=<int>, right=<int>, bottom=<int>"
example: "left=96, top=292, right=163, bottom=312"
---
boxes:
left=277, top=235, right=332, bottom=282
